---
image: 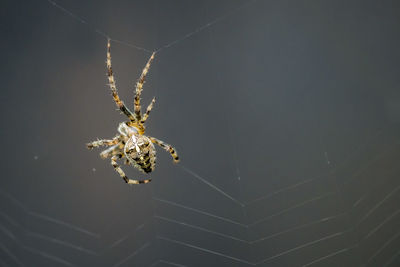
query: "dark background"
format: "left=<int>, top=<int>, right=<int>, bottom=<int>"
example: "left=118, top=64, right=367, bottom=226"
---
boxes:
left=1, top=0, right=400, bottom=266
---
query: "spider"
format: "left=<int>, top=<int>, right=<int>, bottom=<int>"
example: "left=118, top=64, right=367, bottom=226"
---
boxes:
left=86, top=39, right=179, bottom=185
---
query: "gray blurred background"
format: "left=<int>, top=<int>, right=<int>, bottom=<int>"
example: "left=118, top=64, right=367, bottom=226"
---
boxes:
left=1, top=0, right=400, bottom=266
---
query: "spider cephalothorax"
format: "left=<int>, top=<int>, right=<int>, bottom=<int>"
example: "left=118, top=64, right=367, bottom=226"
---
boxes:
left=87, top=39, right=179, bottom=185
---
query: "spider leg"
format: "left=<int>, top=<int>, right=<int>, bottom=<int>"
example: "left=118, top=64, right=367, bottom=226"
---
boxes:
left=106, top=39, right=136, bottom=122
left=111, top=154, right=152, bottom=184
left=87, top=136, right=119, bottom=149
left=99, top=144, right=120, bottom=159
left=134, top=52, right=156, bottom=122
left=149, top=137, right=179, bottom=163
left=140, top=97, right=156, bottom=124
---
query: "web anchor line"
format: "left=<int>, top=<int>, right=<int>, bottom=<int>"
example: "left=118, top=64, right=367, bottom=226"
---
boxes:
left=47, top=0, right=152, bottom=53
left=179, top=164, right=245, bottom=207
left=47, top=0, right=108, bottom=39
left=47, top=0, right=257, bottom=54
left=155, top=0, right=256, bottom=53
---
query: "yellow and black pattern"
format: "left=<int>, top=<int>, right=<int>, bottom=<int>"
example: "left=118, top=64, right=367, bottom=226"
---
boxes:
left=87, top=137, right=119, bottom=149
left=111, top=155, right=151, bottom=184
left=140, top=97, right=156, bottom=124
left=124, top=135, right=157, bottom=174
left=134, top=52, right=155, bottom=122
left=106, top=39, right=136, bottom=122
left=150, top=137, right=180, bottom=163
left=99, top=144, right=120, bottom=159
left=86, top=41, right=179, bottom=186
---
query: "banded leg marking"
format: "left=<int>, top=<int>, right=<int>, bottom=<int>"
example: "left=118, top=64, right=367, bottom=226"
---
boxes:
left=107, top=39, right=135, bottom=121
left=140, top=97, right=156, bottom=124
left=87, top=137, right=119, bottom=149
left=99, top=144, right=119, bottom=159
left=111, top=155, right=152, bottom=184
left=150, top=137, right=179, bottom=163
left=134, top=52, right=156, bottom=122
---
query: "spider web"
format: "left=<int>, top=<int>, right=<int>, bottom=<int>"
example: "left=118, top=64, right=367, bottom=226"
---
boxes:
left=2, top=0, right=400, bottom=266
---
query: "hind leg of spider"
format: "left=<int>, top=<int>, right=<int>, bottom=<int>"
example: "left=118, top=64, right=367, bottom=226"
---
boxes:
left=111, top=154, right=152, bottom=184
left=87, top=136, right=119, bottom=149
left=149, top=137, right=179, bottom=163
left=107, top=39, right=136, bottom=122
left=134, top=52, right=156, bottom=122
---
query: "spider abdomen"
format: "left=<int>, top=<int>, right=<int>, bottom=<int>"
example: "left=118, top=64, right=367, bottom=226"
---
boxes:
left=124, top=135, right=156, bottom=174
left=133, top=152, right=155, bottom=173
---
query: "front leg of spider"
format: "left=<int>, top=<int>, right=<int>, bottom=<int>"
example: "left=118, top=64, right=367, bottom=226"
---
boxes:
left=86, top=40, right=180, bottom=185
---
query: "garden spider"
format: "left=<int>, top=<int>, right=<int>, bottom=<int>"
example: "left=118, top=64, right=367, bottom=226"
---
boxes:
left=86, top=39, right=179, bottom=185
